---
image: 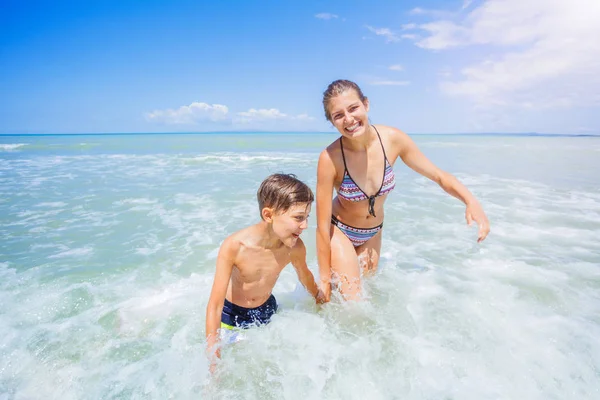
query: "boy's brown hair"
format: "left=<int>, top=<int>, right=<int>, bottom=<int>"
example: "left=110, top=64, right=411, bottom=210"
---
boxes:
left=257, top=174, right=314, bottom=218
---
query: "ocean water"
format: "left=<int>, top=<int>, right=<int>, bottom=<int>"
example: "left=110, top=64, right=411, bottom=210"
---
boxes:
left=1, top=133, right=599, bottom=399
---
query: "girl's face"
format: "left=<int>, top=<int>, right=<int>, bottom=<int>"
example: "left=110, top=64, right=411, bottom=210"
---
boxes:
left=327, top=90, right=370, bottom=139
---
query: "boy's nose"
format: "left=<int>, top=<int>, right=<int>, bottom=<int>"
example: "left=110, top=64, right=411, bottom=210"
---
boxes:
left=300, top=219, right=308, bottom=229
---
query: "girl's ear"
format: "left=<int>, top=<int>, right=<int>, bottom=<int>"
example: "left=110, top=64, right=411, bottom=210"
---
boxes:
left=262, top=207, right=274, bottom=222
left=364, top=97, right=370, bottom=112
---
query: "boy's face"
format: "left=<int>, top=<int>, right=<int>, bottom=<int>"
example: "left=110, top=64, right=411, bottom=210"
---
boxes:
left=271, top=203, right=311, bottom=248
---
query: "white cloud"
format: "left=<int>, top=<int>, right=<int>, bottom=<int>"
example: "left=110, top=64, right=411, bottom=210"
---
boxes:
left=415, top=21, right=469, bottom=50
left=369, top=80, right=410, bottom=86
left=408, top=7, right=454, bottom=18
left=292, top=114, right=315, bottom=121
left=146, top=103, right=315, bottom=128
left=235, top=108, right=314, bottom=124
left=401, top=33, right=419, bottom=40
left=438, top=67, right=453, bottom=78
left=236, top=108, right=287, bottom=122
left=365, top=26, right=400, bottom=42
left=409, top=7, right=426, bottom=15
left=315, top=13, right=339, bottom=20
left=409, top=0, right=600, bottom=110
left=145, top=102, right=229, bottom=125
left=389, top=64, right=404, bottom=71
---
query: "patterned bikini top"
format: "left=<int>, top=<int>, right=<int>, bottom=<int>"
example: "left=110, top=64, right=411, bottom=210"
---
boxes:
left=337, top=126, right=396, bottom=217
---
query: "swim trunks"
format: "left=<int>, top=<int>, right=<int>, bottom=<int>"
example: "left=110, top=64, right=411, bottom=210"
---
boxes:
left=220, top=294, right=278, bottom=330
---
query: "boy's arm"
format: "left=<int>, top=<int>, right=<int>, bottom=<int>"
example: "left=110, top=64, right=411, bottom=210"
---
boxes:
left=291, top=238, right=325, bottom=304
left=205, top=237, right=237, bottom=365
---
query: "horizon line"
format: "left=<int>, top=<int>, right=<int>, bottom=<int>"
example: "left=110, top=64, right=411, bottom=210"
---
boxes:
left=1, top=131, right=599, bottom=137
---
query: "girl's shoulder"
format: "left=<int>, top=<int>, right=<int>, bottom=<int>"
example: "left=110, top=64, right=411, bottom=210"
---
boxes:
left=320, top=136, right=342, bottom=161
left=318, top=138, right=344, bottom=177
left=372, top=124, right=411, bottom=158
left=324, top=135, right=341, bottom=151
left=373, top=124, right=406, bottom=140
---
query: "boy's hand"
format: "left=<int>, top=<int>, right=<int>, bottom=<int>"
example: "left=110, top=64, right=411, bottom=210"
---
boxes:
left=206, top=343, right=221, bottom=375
left=209, top=360, right=218, bottom=375
left=315, top=289, right=327, bottom=304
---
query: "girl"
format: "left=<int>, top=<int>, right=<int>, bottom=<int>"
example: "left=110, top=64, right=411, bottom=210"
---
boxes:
left=316, top=80, right=490, bottom=301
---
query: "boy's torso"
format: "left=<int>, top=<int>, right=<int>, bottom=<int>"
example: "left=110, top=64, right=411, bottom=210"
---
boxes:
left=226, top=237, right=292, bottom=308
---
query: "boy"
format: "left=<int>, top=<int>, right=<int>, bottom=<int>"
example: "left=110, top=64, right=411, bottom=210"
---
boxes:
left=205, top=173, right=325, bottom=369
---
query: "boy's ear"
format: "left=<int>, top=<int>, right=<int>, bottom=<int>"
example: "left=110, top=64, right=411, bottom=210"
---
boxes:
left=262, top=207, right=274, bottom=222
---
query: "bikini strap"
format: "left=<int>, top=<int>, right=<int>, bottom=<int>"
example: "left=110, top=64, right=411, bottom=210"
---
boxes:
left=339, top=137, right=349, bottom=172
left=370, top=125, right=389, bottom=206
left=372, top=125, right=390, bottom=163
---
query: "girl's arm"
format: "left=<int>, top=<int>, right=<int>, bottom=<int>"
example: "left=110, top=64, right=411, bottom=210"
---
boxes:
left=395, top=129, right=490, bottom=242
left=316, top=149, right=336, bottom=301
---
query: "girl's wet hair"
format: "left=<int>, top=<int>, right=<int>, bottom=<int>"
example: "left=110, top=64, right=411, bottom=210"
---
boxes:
left=322, top=79, right=367, bottom=121
left=257, top=173, right=314, bottom=218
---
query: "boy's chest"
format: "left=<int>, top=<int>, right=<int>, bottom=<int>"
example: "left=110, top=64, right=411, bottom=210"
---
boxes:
left=235, top=249, right=291, bottom=281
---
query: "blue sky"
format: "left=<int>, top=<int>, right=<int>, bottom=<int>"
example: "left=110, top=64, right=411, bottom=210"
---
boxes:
left=1, top=0, right=599, bottom=134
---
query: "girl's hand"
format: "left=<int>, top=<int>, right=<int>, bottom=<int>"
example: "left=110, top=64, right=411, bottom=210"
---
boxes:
left=466, top=201, right=490, bottom=242
left=319, top=281, right=331, bottom=302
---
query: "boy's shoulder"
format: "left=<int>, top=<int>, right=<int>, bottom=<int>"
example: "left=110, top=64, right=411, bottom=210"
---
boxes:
left=220, top=224, right=261, bottom=252
left=222, top=226, right=251, bottom=246
left=292, top=236, right=306, bottom=251
left=289, top=237, right=307, bottom=261
left=217, top=234, right=241, bottom=263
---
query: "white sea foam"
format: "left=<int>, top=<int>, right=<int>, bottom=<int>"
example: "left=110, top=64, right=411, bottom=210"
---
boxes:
left=2, top=134, right=599, bottom=398
left=113, top=198, right=158, bottom=206
left=35, top=201, right=68, bottom=208
left=182, top=153, right=309, bottom=163
left=0, top=143, right=27, bottom=151
left=48, top=247, right=94, bottom=259
left=173, top=193, right=212, bottom=206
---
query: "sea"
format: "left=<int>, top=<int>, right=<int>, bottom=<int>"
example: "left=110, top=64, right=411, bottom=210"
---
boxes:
left=1, top=133, right=599, bottom=399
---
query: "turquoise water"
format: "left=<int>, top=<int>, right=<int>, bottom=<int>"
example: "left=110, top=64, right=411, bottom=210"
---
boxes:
left=1, top=133, right=599, bottom=399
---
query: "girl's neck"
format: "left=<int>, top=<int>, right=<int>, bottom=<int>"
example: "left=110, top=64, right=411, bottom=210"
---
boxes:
left=344, top=124, right=375, bottom=151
